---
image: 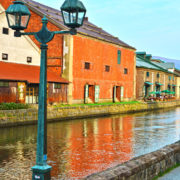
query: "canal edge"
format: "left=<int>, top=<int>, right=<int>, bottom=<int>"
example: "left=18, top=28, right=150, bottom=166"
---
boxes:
left=1, top=100, right=180, bottom=128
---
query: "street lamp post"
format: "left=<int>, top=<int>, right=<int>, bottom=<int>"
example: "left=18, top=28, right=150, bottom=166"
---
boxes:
left=5, top=0, right=86, bottom=179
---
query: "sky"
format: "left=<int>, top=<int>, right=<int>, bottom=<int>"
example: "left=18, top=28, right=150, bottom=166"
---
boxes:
left=37, top=0, right=180, bottom=60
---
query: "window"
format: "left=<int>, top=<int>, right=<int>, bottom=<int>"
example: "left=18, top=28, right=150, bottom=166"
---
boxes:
left=54, top=83, right=61, bottom=89
left=2, top=27, right=9, bottom=35
left=117, top=50, right=121, bottom=64
left=157, top=73, right=160, bottom=78
left=146, top=72, right=149, bottom=77
left=2, top=53, right=8, bottom=60
left=105, top=65, right=110, bottom=72
left=124, top=68, right=128, bottom=74
left=173, top=76, right=175, bottom=81
left=27, top=57, right=32, bottom=63
left=84, top=62, right=90, bottom=69
left=169, top=76, right=171, bottom=80
left=0, top=81, right=9, bottom=87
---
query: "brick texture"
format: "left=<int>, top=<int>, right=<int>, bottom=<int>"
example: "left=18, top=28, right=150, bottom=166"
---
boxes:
left=0, top=0, right=64, bottom=76
left=73, top=35, right=135, bottom=101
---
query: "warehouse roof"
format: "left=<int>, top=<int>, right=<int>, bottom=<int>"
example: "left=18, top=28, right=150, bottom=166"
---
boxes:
left=0, top=61, right=69, bottom=84
left=21, top=0, right=135, bottom=50
left=136, top=56, right=162, bottom=71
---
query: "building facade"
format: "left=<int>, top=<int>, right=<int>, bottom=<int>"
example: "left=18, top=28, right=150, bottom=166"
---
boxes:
left=152, top=57, right=180, bottom=99
left=63, top=34, right=136, bottom=104
left=136, top=52, right=178, bottom=99
left=0, top=2, right=68, bottom=104
left=174, top=69, right=180, bottom=99
left=0, top=61, right=68, bottom=104
left=0, top=0, right=136, bottom=104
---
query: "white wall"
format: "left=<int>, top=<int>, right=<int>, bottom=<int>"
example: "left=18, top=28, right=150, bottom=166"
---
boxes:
left=0, top=4, right=40, bottom=66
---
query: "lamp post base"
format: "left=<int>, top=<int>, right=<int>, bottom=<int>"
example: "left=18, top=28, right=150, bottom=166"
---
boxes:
left=32, top=165, right=52, bottom=180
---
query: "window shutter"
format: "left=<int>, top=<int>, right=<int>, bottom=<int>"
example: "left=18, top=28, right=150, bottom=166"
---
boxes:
left=113, top=86, right=116, bottom=102
left=120, top=86, right=124, bottom=101
left=143, top=85, right=145, bottom=97
left=118, top=50, right=121, bottom=64
left=95, top=85, right=100, bottom=103
left=84, top=85, right=89, bottom=103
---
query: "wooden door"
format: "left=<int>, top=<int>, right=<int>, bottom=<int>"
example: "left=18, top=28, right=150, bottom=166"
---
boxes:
left=89, top=85, right=95, bottom=102
left=116, top=86, right=121, bottom=101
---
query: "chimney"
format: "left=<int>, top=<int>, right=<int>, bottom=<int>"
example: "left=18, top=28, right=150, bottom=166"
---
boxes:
left=145, top=54, right=152, bottom=61
left=136, top=52, right=146, bottom=59
left=84, top=17, right=88, bottom=21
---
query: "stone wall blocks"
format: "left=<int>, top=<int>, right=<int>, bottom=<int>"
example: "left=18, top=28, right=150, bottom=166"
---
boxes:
left=85, top=174, right=108, bottom=180
left=175, top=153, right=180, bottom=163
left=113, top=165, right=131, bottom=177
left=154, top=163, right=160, bottom=176
left=125, top=161, right=142, bottom=174
left=151, top=151, right=166, bottom=162
left=101, top=171, right=119, bottom=180
left=159, top=160, right=166, bottom=173
left=1, top=101, right=180, bottom=128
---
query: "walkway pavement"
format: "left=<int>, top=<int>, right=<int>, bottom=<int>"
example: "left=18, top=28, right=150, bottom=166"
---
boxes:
left=158, top=167, right=180, bottom=180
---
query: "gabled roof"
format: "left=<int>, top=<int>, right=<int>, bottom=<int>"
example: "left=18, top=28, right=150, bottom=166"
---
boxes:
left=0, top=61, right=69, bottom=84
left=151, top=61, right=175, bottom=70
left=21, top=0, right=135, bottom=50
left=136, top=51, right=180, bottom=76
left=136, top=55, right=177, bottom=75
left=152, top=56, right=179, bottom=69
left=136, top=56, right=163, bottom=71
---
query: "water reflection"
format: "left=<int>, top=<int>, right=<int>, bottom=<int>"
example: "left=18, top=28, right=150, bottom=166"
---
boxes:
left=0, top=108, right=180, bottom=179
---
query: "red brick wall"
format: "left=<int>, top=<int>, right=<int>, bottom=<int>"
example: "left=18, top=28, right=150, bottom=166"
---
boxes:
left=26, top=11, right=64, bottom=76
left=0, top=0, right=13, bottom=9
left=1, top=0, right=135, bottom=103
left=0, top=0, right=63, bottom=76
left=73, top=35, right=135, bottom=101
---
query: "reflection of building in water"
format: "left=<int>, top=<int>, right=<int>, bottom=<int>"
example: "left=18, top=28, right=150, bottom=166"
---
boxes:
left=46, top=117, right=134, bottom=179
left=16, top=141, right=24, bottom=160
left=47, top=123, right=72, bottom=178
left=65, top=116, right=134, bottom=179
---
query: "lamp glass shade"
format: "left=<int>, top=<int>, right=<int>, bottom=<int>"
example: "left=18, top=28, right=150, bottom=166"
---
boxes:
left=7, top=13, right=20, bottom=27
left=61, top=0, right=86, bottom=28
left=70, top=12, right=77, bottom=24
left=62, top=11, right=70, bottom=24
left=6, top=1, right=31, bottom=31
left=21, top=15, right=30, bottom=28
left=77, top=11, right=85, bottom=25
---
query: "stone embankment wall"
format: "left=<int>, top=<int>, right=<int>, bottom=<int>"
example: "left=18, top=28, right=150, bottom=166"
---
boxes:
left=1, top=100, right=180, bottom=127
left=84, top=141, right=180, bottom=180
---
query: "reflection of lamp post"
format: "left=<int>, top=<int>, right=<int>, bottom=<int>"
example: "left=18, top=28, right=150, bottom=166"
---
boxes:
left=6, top=0, right=86, bottom=179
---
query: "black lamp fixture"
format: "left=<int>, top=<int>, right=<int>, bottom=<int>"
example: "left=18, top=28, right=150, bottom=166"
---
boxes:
left=6, top=1, right=31, bottom=31
left=61, top=0, right=86, bottom=29
left=5, top=0, right=86, bottom=179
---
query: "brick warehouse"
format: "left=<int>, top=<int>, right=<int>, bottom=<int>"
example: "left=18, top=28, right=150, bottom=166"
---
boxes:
left=136, top=52, right=179, bottom=99
left=0, top=0, right=136, bottom=104
left=0, top=2, right=69, bottom=104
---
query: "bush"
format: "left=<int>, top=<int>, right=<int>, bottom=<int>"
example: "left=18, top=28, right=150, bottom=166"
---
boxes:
left=0, top=103, right=29, bottom=110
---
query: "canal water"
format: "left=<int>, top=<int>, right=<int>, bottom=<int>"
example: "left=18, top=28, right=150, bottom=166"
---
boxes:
left=0, top=107, right=180, bottom=179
